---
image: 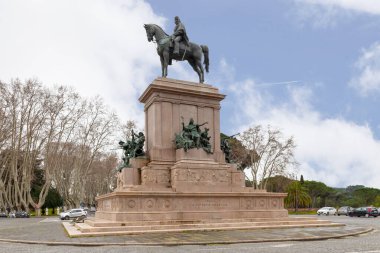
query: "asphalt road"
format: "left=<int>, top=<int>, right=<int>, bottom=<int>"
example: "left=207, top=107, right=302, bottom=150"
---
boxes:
left=0, top=215, right=379, bottom=253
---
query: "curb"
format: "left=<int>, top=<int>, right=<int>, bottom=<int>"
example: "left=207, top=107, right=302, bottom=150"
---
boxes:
left=0, top=227, right=373, bottom=247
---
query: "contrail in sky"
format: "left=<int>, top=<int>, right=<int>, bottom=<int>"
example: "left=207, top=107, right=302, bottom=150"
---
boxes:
left=256, top=80, right=301, bottom=86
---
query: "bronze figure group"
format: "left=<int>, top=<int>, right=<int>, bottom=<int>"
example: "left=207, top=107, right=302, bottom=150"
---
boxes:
left=118, top=130, right=145, bottom=171
left=175, top=118, right=212, bottom=154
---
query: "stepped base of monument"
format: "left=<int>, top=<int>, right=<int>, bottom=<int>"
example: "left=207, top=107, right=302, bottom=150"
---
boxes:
left=63, top=216, right=344, bottom=237
left=63, top=190, right=343, bottom=237
left=94, top=190, right=288, bottom=222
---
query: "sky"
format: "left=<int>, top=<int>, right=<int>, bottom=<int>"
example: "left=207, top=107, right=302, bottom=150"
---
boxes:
left=1, top=0, right=380, bottom=188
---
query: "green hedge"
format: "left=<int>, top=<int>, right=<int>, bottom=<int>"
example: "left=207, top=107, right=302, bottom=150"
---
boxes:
left=288, top=210, right=317, bottom=215
left=31, top=207, right=61, bottom=216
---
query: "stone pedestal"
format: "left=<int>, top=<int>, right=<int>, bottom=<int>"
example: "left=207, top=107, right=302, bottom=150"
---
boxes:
left=95, top=191, right=287, bottom=222
left=137, top=78, right=226, bottom=189
left=95, top=77, right=288, bottom=223
left=171, top=148, right=245, bottom=192
left=116, top=157, right=148, bottom=190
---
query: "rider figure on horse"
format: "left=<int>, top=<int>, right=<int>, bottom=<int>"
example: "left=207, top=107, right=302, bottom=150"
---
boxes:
left=144, top=19, right=209, bottom=83
left=172, top=16, right=189, bottom=55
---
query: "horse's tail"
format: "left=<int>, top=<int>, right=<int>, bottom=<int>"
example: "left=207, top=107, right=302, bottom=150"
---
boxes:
left=201, top=45, right=209, bottom=73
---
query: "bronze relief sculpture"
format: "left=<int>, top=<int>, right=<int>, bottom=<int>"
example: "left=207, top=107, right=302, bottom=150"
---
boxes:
left=175, top=118, right=212, bottom=154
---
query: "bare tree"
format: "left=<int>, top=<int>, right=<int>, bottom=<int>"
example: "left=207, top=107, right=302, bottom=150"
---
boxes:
left=0, top=80, right=83, bottom=213
left=121, top=120, right=137, bottom=141
left=30, top=86, right=86, bottom=215
left=0, top=79, right=50, bottom=211
left=0, top=82, right=11, bottom=210
left=52, top=97, right=119, bottom=208
left=83, top=153, right=118, bottom=206
left=0, top=79, right=120, bottom=213
left=239, top=125, right=297, bottom=190
left=49, top=142, right=77, bottom=208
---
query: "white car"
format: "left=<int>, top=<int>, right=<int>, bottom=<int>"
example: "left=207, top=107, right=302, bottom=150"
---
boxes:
left=317, top=207, right=337, bottom=215
left=60, top=208, right=87, bottom=220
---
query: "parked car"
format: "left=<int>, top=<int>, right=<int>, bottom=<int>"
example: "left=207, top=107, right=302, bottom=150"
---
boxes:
left=60, top=208, right=87, bottom=220
left=317, top=207, right=337, bottom=215
left=348, top=207, right=379, bottom=217
left=15, top=211, right=30, bottom=218
left=337, top=206, right=352, bottom=216
left=9, top=212, right=15, bottom=218
left=0, top=212, right=7, bottom=218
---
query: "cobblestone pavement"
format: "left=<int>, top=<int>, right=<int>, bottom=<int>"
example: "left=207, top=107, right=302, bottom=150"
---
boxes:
left=0, top=215, right=371, bottom=246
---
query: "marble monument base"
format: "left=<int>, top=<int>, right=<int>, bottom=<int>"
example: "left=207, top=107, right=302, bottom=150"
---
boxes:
left=93, top=78, right=288, bottom=225
left=94, top=191, right=288, bottom=222
left=64, top=78, right=341, bottom=237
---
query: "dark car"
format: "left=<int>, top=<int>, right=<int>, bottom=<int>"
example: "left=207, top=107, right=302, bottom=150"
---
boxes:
left=348, top=207, right=378, bottom=217
left=15, top=211, right=30, bottom=218
left=0, top=212, right=7, bottom=218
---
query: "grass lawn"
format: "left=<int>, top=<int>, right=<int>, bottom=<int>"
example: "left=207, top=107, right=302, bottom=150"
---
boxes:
left=288, top=210, right=317, bottom=215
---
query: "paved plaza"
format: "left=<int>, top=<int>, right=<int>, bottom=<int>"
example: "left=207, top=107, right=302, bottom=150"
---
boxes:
left=0, top=216, right=370, bottom=246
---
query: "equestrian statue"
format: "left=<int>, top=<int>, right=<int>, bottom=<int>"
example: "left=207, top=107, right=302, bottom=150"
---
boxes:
left=144, top=16, right=209, bottom=83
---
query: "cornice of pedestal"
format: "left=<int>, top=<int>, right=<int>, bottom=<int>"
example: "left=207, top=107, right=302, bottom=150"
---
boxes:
left=139, top=77, right=226, bottom=104
left=95, top=190, right=288, bottom=200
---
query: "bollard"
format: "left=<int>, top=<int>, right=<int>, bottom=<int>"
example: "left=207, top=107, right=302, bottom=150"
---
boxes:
left=45, top=207, right=49, bottom=216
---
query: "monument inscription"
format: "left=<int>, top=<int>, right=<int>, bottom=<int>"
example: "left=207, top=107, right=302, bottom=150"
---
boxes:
left=190, top=200, right=229, bottom=209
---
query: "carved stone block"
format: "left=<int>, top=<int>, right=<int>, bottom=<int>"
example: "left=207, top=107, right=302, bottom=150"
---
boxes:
left=141, top=164, right=171, bottom=187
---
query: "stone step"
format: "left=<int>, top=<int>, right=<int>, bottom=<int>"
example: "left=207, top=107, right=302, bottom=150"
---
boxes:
left=85, top=216, right=319, bottom=227
left=77, top=219, right=336, bottom=233
left=65, top=221, right=343, bottom=237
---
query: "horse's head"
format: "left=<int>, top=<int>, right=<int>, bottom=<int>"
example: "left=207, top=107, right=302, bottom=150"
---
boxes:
left=144, top=24, right=154, bottom=42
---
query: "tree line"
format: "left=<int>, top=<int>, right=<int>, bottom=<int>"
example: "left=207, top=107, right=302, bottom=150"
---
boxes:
left=284, top=177, right=380, bottom=210
left=0, top=79, right=120, bottom=214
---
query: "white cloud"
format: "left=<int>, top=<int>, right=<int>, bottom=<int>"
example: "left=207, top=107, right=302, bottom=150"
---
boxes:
left=221, top=60, right=380, bottom=188
left=0, top=0, right=175, bottom=128
left=292, top=0, right=380, bottom=28
left=350, top=42, right=380, bottom=96
left=264, top=104, right=380, bottom=188
left=298, top=0, right=380, bottom=15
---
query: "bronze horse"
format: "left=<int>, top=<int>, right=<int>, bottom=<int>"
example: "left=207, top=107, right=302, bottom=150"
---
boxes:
left=144, top=24, right=209, bottom=83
